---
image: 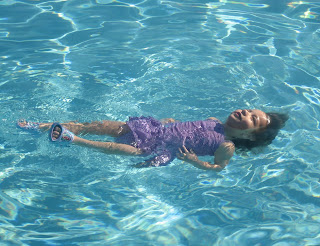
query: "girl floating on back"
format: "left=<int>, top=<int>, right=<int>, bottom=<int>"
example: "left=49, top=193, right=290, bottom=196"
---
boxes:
left=18, top=109, right=288, bottom=171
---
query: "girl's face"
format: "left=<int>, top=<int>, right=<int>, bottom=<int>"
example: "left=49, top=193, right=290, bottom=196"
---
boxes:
left=225, top=109, right=270, bottom=140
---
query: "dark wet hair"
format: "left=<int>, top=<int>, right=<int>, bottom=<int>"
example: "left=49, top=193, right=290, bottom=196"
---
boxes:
left=232, top=112, right=289, bottom=151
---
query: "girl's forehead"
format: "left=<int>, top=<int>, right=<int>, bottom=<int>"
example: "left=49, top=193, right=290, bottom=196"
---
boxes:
left=253, top=110, right=269, bottom=127
left=252, top=109, right=267, bottom=117
left=252, top=109, right=264, bottom=114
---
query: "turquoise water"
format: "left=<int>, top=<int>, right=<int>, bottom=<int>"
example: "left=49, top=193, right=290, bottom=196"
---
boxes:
left=1, top=0, right=320, bottom=245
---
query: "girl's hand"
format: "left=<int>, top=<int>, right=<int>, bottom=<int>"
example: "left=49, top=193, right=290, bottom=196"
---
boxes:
left=177, top=146, right=199, bottom=163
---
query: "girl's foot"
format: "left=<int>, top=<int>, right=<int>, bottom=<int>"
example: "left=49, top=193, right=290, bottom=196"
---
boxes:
left=17, top=120, right=51, bottom=132
left=49, top=123, right=74, bottom=142
left=51, top=125, right=61, bottom=140
left=18, top=120, right=84, bottom=134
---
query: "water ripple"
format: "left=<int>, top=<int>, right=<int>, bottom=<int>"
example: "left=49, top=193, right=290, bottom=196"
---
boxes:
left=1, top=0, right=320, bottom=245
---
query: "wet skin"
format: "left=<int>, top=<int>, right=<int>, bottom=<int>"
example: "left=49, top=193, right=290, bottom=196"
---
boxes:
left=224, top=109, right=270, bottom=140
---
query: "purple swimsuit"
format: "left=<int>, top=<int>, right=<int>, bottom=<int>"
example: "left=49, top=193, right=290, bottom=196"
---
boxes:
left=117, top=116, right=225, bottom=167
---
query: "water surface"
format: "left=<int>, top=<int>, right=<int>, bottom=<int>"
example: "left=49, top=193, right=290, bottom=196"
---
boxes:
left=1, top=0, right=320, bottom=245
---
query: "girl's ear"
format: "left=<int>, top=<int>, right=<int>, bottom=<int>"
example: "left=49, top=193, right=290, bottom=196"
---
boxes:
left=240, top=131, right=256, bottom=141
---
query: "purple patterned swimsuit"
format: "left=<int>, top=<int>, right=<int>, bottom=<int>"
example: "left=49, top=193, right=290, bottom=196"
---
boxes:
left=116, top=116, right=225, bottom=167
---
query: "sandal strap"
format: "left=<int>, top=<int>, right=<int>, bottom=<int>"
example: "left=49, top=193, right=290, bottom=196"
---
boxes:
left=60, top=129, right=74, bottom=142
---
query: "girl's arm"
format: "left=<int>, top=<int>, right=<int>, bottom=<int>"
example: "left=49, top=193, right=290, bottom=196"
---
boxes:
left=160, top=118, right=176, bottom=124
left=207, top=117, right=222, bottom=123
left=177, top=142, right=235, bottom=172
left=162, top=117, right=220, bottom=125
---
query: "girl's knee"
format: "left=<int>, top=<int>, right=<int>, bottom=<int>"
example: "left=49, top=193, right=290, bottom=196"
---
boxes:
left=117, top=124, right=130, bottom=136
left=133, top=148, right=143, bottom=155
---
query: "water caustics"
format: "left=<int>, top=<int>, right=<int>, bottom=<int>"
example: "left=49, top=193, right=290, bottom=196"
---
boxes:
left=0, top=0, right=320, bottom=245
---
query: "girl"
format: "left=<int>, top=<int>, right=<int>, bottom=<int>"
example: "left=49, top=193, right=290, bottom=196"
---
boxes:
left=18, top=109, right=288, bottom=171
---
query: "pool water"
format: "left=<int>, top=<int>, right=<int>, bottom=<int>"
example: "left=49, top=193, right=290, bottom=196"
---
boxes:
left=1, top=0, right=320, bottom=245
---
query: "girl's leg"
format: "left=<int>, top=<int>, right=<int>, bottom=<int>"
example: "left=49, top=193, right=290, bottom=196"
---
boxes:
left=35, top=120, right=130, bottom=137
left=51, top=125, right=141, bottom=155
left=73, top=136, right=142, bottom=155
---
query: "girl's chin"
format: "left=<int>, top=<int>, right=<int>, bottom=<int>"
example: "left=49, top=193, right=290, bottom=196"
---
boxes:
left=226, top=116, right=239, bottom=128
left=226, top=119, right=246, bottom=130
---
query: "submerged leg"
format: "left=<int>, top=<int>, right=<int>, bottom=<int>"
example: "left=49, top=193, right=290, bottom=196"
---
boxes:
left=51, top=124, right=141, bottom=155
left=73, top=136, right=142, bottom=155
left=19, top=120, right=130, bottom=137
